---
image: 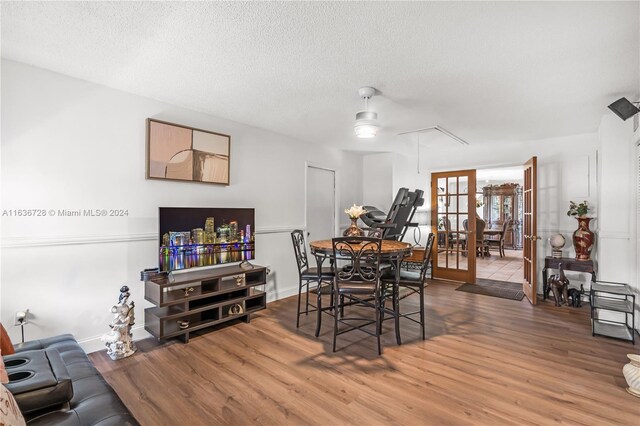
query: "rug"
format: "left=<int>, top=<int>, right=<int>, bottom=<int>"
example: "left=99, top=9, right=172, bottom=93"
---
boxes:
left=456, top=278, right=525, bottom=301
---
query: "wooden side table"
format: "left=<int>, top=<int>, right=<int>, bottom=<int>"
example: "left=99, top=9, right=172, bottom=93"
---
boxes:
left=542, top=257, right=597, bottom=300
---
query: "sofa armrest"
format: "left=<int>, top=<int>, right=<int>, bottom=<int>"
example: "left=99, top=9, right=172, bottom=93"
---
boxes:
left=15, top=334, right=77, bottom=353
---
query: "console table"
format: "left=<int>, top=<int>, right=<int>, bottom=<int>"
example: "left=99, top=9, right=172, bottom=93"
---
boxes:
left=542, top=257, right=597, bottom=300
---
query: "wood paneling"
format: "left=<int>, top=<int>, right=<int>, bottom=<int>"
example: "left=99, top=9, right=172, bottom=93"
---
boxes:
left=90, top=281, right=639, bottom=425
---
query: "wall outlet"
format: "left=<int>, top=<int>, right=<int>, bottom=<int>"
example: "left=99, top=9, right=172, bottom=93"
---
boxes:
left=14, top=309, right=29, bottom=326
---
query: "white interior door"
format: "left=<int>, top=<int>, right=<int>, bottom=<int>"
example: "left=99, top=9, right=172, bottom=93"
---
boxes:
left=306, top=165, right=336, bottom=262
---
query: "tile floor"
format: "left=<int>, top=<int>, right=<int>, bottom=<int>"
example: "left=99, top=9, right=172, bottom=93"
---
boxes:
left=436, top=248, right=524, bottom=283
left=475, top=249, right=523, bottom=282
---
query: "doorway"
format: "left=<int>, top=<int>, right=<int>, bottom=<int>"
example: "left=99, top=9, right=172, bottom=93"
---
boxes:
left=305, top=164, right=336, bottom=258
left=430, top=157, right=538, bottom=304
left=475, top=166, right=525, bottom=282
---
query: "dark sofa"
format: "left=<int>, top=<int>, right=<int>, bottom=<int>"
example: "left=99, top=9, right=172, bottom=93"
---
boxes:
left=4, top=334, right=138, bottom=425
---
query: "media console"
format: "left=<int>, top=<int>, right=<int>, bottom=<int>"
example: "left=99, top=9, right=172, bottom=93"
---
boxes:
left=144, top=264, right=267, bottom=342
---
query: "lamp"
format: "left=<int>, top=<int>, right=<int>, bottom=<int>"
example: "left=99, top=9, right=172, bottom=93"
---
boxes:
left=354, top=87, right=380, bottom=138
left=608, top=97, right=640, bottom=121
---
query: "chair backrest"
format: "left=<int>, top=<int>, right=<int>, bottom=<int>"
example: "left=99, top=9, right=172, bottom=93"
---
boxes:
left=366, top=228, right=383, bottom=238
left=290, top=230, right=309, bottom=274
left=332, top=237, right=382, bottom=285
left=500, top=219, right=511, bottom=242
left=475, top=217, right=486, bottom=242
left=462, top=219, right=468, bottom=231
left=419, top=233, right=436, bottom=281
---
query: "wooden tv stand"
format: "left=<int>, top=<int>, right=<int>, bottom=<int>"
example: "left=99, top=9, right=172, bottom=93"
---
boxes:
left=144, top=264, right=267, bottom=343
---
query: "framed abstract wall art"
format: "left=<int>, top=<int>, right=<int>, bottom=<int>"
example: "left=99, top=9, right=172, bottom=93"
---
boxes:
left=146, top=119, right=230, bottom=185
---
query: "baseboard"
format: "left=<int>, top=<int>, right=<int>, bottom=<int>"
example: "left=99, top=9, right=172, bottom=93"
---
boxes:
left=267, top=285, right=298, bottom=303
left=80, top=287, right=297, bottom=353
left=79, top=325, right=152, bottom=354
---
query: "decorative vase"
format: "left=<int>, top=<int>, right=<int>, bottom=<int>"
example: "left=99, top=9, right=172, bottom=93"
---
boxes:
left=623, top=354, right=640, bottom=397
left=343, top=217, right=364, bottom=237
left=572, top=217, right=594, bottom=261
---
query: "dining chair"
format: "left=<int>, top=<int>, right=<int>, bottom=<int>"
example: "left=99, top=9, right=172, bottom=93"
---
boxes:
left=487, top=219, right=511, bottom=257
left=475, top=217, right=488, bottom=257
left=331, top=236, right=384, bottom=355
left=290, top=230, right=335, bottom=328
left=381, top=233, right=435, bottom=340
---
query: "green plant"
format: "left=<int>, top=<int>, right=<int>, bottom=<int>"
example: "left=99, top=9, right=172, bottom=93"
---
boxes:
left=567, top=200, right=589, bottom=217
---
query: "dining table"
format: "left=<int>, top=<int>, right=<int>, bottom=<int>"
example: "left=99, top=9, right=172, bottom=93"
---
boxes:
left=483, top=229, right=503, bottom=238
left=309, top=238, right=412, bottom=345
left=482, top=229, right=503, bottom=256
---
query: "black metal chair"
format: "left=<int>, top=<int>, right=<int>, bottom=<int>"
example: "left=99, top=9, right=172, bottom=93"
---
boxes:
left=381, top=232, right=435, bottom=340
left=331, top=237, right=384, bottom=355
left=291, top=230, right=335, bottom=328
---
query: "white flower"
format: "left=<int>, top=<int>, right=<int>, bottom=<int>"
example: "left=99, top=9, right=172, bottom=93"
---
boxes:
left=345, top=204, right=367, bottom=219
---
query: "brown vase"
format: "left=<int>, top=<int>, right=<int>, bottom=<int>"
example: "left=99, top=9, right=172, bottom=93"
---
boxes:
left=343, top=217, right=364, bottom=237
left=572, top=217, right=594, bottom=261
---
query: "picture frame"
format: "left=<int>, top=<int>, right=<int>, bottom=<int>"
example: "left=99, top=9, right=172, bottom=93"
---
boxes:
left=146, top=118, right=230, bottom=185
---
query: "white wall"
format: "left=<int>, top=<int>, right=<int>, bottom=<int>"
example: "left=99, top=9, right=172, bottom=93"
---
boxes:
left=382, top=133, right=600, bottom=291
left=362, top=153, right=394, bottom=212
left=0, top=60, right=363, bottom=351
left=597, top=113, right=638, bottom=328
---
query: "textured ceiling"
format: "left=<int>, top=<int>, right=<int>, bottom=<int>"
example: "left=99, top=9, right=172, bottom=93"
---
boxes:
left=2, top=1, right=639, bottom=152
left=477, top=166, right=524, bottom=183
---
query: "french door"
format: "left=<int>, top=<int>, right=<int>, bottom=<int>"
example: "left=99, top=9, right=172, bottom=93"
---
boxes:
left=431, top=170, right=476, bottom=283
left=522, top=157, right=538, bottom=304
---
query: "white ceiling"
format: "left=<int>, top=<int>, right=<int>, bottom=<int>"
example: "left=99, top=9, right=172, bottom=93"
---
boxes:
left=2, top=1, right=639, bottom=153
left=476, top=166, right=524, bottom=184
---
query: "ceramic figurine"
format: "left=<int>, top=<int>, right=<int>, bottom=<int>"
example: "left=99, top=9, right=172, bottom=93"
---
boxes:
left=547, top=263, right=570, bottom=306
left=567, top=284, right=584, bottom=308
left=101, top=286, right=136, bottom=360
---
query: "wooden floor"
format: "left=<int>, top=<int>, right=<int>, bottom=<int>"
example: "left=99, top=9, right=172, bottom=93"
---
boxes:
left=90, top=281, right=640, bottom=425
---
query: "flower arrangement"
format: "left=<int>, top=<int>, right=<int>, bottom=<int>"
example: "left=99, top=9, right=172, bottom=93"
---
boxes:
left=344, top=204, right=367, bottom=219
left=567, top=200, right=589, bottom=217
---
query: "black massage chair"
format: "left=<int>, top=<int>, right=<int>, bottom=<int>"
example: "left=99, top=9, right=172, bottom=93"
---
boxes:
left=360, top=188, right=425, bottom=241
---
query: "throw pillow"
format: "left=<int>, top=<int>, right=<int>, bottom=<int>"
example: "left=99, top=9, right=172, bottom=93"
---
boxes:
left=0, top=323, right=15, bottom=355
left=0, top=353, right=8, bottom=384
left=0, top=383, right=26, bottom=426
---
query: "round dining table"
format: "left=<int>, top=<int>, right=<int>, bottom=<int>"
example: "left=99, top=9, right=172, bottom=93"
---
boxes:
left=309, top=239, right=412, bottom=345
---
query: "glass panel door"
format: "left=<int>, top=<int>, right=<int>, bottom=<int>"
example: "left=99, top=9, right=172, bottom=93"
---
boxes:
left=432, top=170, right=476, bottom=283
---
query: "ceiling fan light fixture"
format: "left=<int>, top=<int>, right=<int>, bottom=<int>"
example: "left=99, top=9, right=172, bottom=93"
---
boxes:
left=354, top=86, right=380, bottom=138
left=354, top=111, right=379, bottom=138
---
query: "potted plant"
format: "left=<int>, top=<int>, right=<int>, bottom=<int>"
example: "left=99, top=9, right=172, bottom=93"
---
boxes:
left=566, top=200, right=594, bottom=260
left=566, top=201, right=589, bottom=218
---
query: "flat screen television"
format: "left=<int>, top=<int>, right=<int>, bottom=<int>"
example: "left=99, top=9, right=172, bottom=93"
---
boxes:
left=159, top=207, right=255, bottom=272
